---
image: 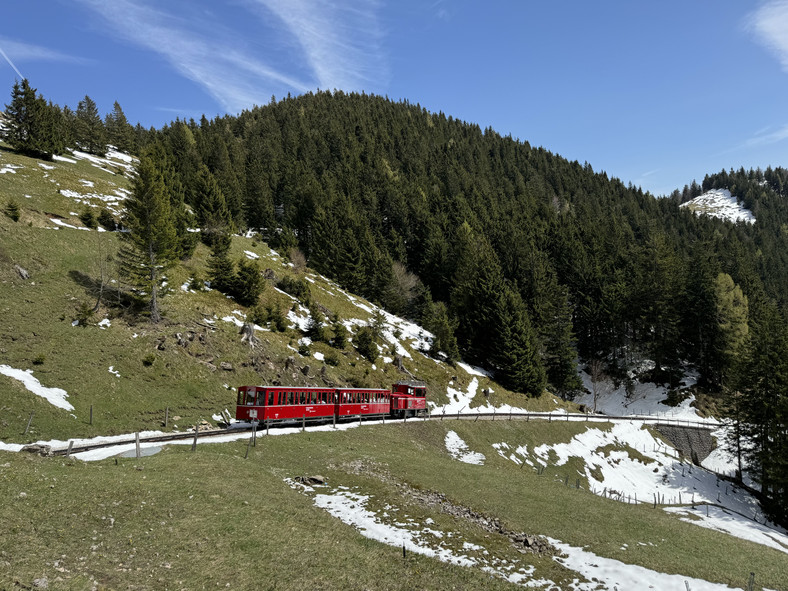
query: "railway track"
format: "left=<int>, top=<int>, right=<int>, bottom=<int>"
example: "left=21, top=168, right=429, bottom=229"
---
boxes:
left=48, top=410, right=716, bottom=457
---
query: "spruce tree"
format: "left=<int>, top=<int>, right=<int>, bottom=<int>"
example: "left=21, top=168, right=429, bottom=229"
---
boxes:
left=2, top=79, right=65, bottom=159
left=118, top=153, right=178, bottom=323
left=427, top=301, right=459, bottom=362
left=75, top=95, right=106, bottom=155
left=234, top=259, right=264, bottom=306
left=306, top=300, right=326, bottom=342
left=491, top=286, right=546, bottom=396
left=104, top=100, right=134, bottom=153
left=195, top=164, right=233, bottom=248
left=207, top=233, right=236, bottom=295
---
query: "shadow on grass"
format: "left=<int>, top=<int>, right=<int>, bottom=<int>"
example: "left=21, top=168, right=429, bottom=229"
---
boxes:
left=68, top=269, right=145, bottom=317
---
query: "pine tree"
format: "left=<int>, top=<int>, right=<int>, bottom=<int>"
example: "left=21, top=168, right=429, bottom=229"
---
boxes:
left=713, top=273, right=749, bottom=389
left=491, top=286, right=546, bottom=396
left=74, top=95, right=106, bottom=155
left=306, top=300, right=326, bottom=342
left=427, top=301, right=459, bottom=363
left=104, top=100, right=134, bottom=153
left=2, top=79, right=65, bottom=159
left=207, top=233, right=236, bottom=295
left=234, top=259, right=264, bottom=306
left=733, top=299, right=788, bottom=526
left=195, top=164, right=233, bottom=248
left=118, top=153, right=178, bottom=323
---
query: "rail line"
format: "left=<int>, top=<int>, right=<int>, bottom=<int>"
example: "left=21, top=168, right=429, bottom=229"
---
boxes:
left=49, top=410, right=717, bottom=457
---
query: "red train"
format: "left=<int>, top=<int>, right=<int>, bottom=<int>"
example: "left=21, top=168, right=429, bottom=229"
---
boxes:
left=235, top=381, right=427, bottom=423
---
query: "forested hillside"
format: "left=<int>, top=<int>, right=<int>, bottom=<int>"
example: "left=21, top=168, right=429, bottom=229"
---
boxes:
left=3, top=85, right=786, bottom=525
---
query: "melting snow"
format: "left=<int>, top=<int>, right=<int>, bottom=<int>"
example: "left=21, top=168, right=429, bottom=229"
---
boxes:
left=0, top=365, right=74, bottom=411
left=664, top=506, right=788, bottom=555
left=445, top=430, right=486, bottom=465
left=680, top=189, right=755, bottom=225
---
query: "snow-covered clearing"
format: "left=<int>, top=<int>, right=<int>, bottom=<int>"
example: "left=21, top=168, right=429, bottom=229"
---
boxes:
left=492, top=421, right=769, bottom=519
left=292, top=481, right=748, bottom=590
left=680, top=189, right=755, bottom=225
left=444, top=430, right=485, bottom=465
left=574, top=367, right=715, bottom=424
left=0, top=365, right=74, bottom=411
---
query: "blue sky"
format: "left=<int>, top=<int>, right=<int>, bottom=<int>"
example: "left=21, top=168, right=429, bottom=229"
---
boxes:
left=1, top=1, right=787, bottom=195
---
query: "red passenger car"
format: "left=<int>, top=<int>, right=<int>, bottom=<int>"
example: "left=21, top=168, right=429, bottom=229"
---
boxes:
left=235, top=381, right=427, bottom=423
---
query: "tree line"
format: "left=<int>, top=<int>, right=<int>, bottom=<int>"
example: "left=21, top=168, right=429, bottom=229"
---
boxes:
left=0, top=78, right=151, bottom=160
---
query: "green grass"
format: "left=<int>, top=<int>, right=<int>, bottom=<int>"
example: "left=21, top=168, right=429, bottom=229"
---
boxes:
left=1, top=420, right=785, bottom=590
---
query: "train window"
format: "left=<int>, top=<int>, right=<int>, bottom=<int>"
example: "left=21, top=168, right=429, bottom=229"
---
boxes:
left=288, top=392, right=293, bottom=405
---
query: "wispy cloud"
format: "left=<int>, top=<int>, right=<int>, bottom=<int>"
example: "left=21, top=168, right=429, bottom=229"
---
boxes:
left=0, top=37, right=91, bottom=65
left=744, top=123, right=788, bottom=147
left=76, top=0, right=313, bottom=113
left=76, top=0, right=387, bottom=114
left=247, top=0, right=388, bottom=91
left=746, top=0, right=788, bottom=72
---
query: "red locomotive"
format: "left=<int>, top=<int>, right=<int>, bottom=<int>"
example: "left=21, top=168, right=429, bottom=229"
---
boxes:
left=235, top=381, right=427, bottom=423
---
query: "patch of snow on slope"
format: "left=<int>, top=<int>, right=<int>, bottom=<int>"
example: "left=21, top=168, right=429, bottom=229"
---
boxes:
left=574, top=367, right=713, bottom=423
left=299, top=485, right=546, bottom=587
left=664, top=505, right=788, bottom=555
left=0, top=365, right=74, bottom=411
left=680, top=188, right=755, bottom=225
left=547, top=537, right=742, bottom=591
left=457, top=362, right=491, bottom=377
left=495, top=422, right=771, bottom=525
left=445, top=431, right=486, bottom=465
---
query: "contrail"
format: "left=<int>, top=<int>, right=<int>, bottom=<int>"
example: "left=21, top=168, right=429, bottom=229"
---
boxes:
left=0, top=46, right=24, bottom=79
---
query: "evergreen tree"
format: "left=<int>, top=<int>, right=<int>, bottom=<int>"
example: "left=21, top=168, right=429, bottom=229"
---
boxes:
left=118, top=153, right=178, bottom=323
left=234, top=259, right=264, bottom=306
left=74, top=95, right=106, bottom=154
left=2, top=79, right=65, bottom=159
left=207, top=233, right=236, bottom=295
left=104, top=100, right=134, bottom=153
left=354, top=325, right=378, bottom=363
left=713, top=273, right=749, bottom=389
left=490, top=286, right=546, bottom=396
left=427, top=301, right=459, bottom=363
left=733, top=298, right=788, bottom=526
left=330, top=314, right=348, bottom=349
left=306, top=300, right=326, bottom=342
left=195, top=164, right=233, bottom=248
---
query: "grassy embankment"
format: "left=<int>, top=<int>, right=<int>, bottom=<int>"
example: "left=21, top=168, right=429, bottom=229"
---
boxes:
left=1, top=419, right=786, bottom=590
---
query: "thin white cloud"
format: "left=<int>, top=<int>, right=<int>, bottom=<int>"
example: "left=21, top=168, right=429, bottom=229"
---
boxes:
left=744, top=123, right=788, bottom=147
left=0, top=37, right=91, bottom=65
left=747, top=0, right=788, bottom=72
left=248, top=0, right=388, bottom=91
left=76, top=0, right=313, bottom=113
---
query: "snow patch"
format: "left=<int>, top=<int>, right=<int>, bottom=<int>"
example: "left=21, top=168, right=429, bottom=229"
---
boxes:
left=0, top=365, right=74, bottom=411
left=680, top=189, right=755, bottom=225
left=445, top=430, right=486, bottom=465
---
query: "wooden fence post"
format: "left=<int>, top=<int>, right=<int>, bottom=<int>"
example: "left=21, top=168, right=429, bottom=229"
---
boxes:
left=24, top=412, right=34, bottom=435
left=164, top=407, right=169, bottom=428
left=90, top=405, right=93, bottom=426
left=66, top=440, right=73, bottom=458
left=135, top=432, right=141, bottom=459
left=192, top=427, right=198, bottom=451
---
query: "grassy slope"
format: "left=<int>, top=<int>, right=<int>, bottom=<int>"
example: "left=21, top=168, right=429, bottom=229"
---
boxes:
left=1, top=420, right=785, bottom=590
left=1, top=146, right=785, bottom=590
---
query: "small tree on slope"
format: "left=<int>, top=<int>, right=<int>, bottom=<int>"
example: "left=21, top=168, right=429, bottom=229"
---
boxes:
left=118, top=153, right=177, bottom=323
